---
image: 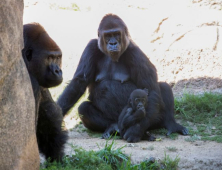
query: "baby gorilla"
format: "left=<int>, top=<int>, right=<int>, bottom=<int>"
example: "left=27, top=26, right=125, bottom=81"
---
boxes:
left=102, top=89, right=155, bottom=142
left=118, top=89, right=155, bottom=142
left=119, top=89, right=148, bottom=130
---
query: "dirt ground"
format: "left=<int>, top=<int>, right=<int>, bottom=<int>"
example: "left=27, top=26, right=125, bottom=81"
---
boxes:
left=24, top=0, right=222, bottom=169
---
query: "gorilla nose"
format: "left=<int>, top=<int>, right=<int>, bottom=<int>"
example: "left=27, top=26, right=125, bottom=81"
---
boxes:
left=50, top=64, right=62, bottom=77
left=53, top=68, right=62, bottom=76
left=55, top=69, right=60, bottom=74
left=110, top=42, right=117, bottom=45
left=137, top=103, right=143, bottom=108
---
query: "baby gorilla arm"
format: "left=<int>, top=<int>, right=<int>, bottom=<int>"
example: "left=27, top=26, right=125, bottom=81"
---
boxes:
left=122, top=108, right=146, bottom=129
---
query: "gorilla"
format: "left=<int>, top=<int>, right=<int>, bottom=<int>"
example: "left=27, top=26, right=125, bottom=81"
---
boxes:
left=58, top=14, right=188, bottom=143
left=102, top=89, right=155, bottom=141
left=22, top=23, right=67, bottom=161
left=118, top=89, right=149, bottom=138
left=117, top=89, right=156, bottom=142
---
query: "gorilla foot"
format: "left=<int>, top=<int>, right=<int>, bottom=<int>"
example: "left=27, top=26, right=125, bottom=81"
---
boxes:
left=101, top=132, right=111, bottom=139
left=101, top=123, right=119, bottom=139
left=179, top=127, right=189, bottom=135
left=126, top=136, right=140, bottom=143
left=166, top=124, right=189, bottom=136
left=123, top=133, right=141, bottom=143
left=142, top=132, right=156, bottom=141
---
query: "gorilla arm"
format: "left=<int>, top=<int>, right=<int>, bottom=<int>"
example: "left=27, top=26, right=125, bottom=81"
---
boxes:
left=118, top=107, right=145, bottom=138
left=57, top=39, right=99, bottom=116
left=121, top=108, right=146, bottom=130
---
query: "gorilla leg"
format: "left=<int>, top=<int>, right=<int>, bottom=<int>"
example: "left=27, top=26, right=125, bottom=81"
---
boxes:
left=159, top=82, right=188, bottom=135
left=142, top=132, right=156, bottom=141
left=123, top=124, right=143, bottom=143
left=37, top=101, right=68, bottom=162
left=78, top=101, right=114, bottom=132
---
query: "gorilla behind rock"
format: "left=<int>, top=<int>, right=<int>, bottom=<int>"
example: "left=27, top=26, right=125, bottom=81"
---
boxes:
left=22, top=23, right=67, bottom=161
left=58, top=14, right=188, bottom=143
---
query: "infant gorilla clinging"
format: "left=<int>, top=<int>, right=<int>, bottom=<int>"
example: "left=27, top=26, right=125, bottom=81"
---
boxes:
left=102, top=89, right=156, bottom=142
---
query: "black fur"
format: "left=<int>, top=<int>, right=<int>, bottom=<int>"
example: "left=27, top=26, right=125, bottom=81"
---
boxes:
left=58, top=14, right=188, bottom=143
left=102, top=89, right=153, bottom=140
left=118, top=89, right=148, bottom=138
left=22, top=23, right=68, bottom=161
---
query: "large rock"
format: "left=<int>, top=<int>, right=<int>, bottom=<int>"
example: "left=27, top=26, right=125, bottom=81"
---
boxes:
left=0, top=0, right=39, bottom=169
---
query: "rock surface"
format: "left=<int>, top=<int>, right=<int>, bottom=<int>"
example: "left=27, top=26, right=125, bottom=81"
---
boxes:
left=0, top=0, right=39, bottom=169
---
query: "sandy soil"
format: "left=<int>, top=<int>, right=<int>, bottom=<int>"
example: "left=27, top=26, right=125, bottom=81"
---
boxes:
left=64, top=129, right=222, bottom=170
left=24, top=0, right=222, bottom=169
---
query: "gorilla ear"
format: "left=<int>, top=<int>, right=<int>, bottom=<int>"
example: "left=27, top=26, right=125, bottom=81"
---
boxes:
left=143, top=88, right=149, bottom=95
left=128, top=98, right=132, bottom=106
left=25, top=48, right=33, bottom=62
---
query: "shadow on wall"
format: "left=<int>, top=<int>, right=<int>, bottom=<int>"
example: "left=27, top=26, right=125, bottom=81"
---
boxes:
left=169, top=77, right=222, bottom=98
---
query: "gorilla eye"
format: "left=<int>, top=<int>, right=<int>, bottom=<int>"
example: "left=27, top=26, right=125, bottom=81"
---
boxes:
left=142, top=99, right=146, bottom=104
left=105, top=37, right=110, bottom=44
left=26, top=48, right=32, bottom=61
left=135, top=98, right=139, bottom=103
left=114, top=32, right=120, bottom=36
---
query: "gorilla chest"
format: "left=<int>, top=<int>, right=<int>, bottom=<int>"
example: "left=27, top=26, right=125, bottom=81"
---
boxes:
left=95, top=59, right=130, bottom=83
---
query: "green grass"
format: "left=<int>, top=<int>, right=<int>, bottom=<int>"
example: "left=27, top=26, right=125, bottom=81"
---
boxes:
left=166, top=146, right=177, bottom=152
left=41, top=137, right=180, bottom=170
left=96, top=135, right=128, bottom=169
left=41, top=145, right=112, bottom=170
left=175, top=93, right=222, bottom=143
left=149, top=128, right=178, bottom=140
left=160, top=153, right=180, bottom=170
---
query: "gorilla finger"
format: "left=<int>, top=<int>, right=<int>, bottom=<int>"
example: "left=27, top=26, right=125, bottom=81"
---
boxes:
left=127, top=136, right=140, bottom=143
left=101, top=133, right=110, bottom=139
left=148, top=135, right=156, bottom=141
left=166, top=130, right=172, bottom=136
left=123, top=133, right=130, bottom=140
left=126, top=137, right=134, bottom=143
left=181, top=128, right=189, bottom=135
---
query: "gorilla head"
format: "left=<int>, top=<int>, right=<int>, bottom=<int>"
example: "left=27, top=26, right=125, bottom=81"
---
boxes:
left=129, top=89, right=148, bottom=112
left=22, top=23, right=62, bottom=88
left=98, top=14, right=130, bottom=62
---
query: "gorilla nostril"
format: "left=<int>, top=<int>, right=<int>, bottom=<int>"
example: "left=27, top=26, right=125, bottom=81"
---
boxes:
left=110, top=42, right=117, bottom=45
left=55, top=69, right=59, bottom=74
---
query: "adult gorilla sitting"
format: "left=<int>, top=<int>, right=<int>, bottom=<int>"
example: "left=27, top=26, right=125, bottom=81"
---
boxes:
left=58, top=14, right=188, bottom=143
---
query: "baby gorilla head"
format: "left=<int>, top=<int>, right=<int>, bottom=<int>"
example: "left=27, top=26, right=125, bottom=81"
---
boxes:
left=129, top=89, right=148, bottom=111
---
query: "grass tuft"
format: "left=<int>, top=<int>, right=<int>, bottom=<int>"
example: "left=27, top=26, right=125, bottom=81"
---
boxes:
left=175, top=93, right=222, bottom=143
left=160, top=152, right=180, bottom=170
left=166, top=146, right=177, bottom=152
left=96, top=135, right=128, bottom=169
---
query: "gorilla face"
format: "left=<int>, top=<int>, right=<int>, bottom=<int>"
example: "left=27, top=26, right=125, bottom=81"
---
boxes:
left=98, top=14, right=130, bottom=62
left=23, top=23, right=63, bottom=88
left=129, top=89, right=148, bottom=111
